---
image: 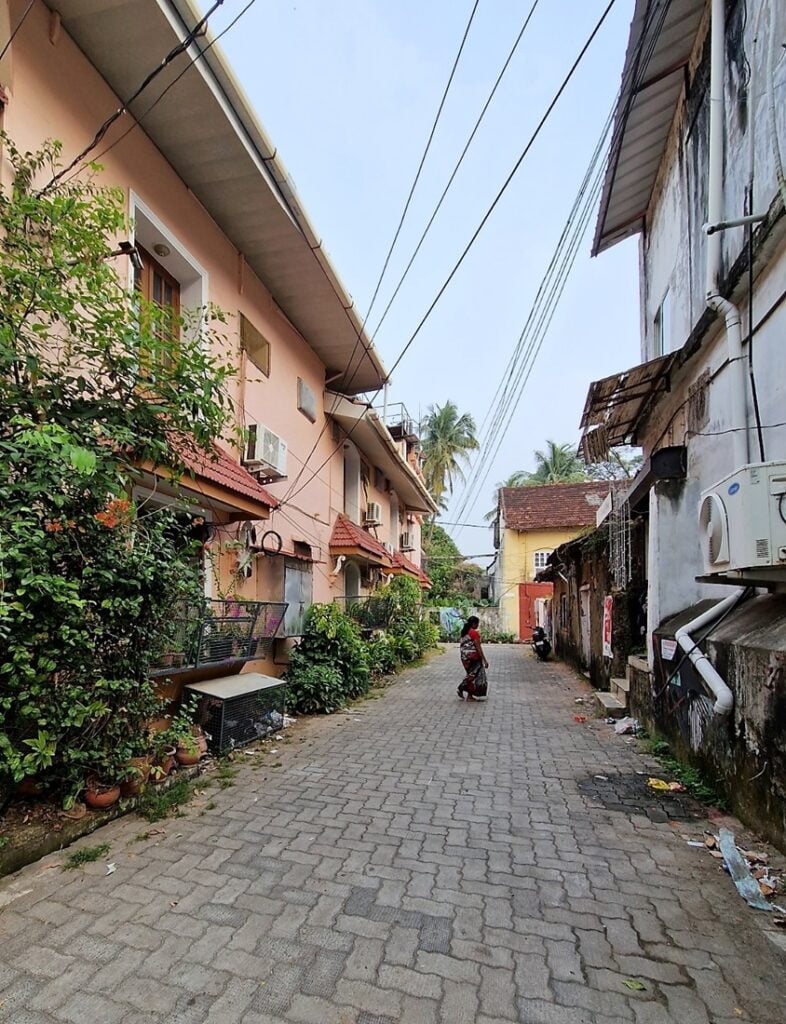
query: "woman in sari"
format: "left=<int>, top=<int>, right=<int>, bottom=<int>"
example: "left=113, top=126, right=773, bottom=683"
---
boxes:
left=458, top=616, right=489, bottom=701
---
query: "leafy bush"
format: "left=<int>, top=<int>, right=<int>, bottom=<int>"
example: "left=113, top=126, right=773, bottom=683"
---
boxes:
left=0, top=136, right=236, bottom=804
left=366, top=632, right=398, bottom=678
left=286, top=604, right=370, bottom=714
left=286, top=664, right=346, bottom=715
left=411, top=619, right=440, bottom=654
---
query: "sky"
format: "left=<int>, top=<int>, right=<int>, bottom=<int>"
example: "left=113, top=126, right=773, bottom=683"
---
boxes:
left=210, top=0, right=642, bottom=558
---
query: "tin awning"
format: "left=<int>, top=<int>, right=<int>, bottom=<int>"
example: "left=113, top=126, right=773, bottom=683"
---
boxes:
left=579, top=353, right=676, bottom=458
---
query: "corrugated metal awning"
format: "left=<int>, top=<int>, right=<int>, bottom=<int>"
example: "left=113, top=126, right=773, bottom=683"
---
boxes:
left=580, top=353, right=676, bottom=456
left=592, top=0, right=705, bottom=256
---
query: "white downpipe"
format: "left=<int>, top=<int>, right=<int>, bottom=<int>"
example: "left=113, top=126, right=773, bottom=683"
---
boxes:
left=706, top=0, right=749, bottom=470
left=674, top=590, right=746, bottom=716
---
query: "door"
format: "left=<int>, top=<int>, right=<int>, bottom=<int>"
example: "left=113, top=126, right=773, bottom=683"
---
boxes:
left=518, top=582, right=553, bottom=640
left=284, top=563, right=313, bottom=636
left=579, top=585, right=591, bottom=667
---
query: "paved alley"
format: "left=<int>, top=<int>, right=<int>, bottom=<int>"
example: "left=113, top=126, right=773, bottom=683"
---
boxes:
left=1, top=646, right=785, bottom=1024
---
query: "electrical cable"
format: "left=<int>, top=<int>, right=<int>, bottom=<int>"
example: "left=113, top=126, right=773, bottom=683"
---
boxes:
left=367, top=0, right=542, bottom=342
left=279, top=0, right=481, bottom=506
left=448, top=0, right=671, bottom=533
left=44, top=0, right=228, bottom=191
left=384, top=0, right=618, bottom=384
left=279, top=0, right=620, bottom=511
left=0, top=0, right=34, bottom=63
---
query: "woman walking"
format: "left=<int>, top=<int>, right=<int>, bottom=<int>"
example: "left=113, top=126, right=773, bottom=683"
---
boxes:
left=458, top=616, right=489, bottom=701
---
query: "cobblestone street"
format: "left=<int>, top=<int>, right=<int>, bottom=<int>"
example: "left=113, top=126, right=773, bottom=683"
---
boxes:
left=1, top=645, right=785, bottom=1024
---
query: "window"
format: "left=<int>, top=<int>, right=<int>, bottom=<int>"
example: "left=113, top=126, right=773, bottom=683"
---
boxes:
left=240, top=313, right=270, bottom=377
left=533, top=550, right=552, bottom=573
left=293, top=541, right=312, bottom=560
left=135, top=246, right=180, bottom=351
left=654, top=288, right=671, bottom=357
left=297, top=378, right=317, bottom=422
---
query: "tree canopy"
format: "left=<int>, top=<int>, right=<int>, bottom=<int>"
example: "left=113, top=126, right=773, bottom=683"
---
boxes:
left=419, top=401, right=479, bottom=509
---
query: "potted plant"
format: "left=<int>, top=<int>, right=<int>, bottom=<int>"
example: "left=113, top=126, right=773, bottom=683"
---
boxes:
left=84, top=774, right=121, bottom=809
left=169, top=698, right=205, bottom=766
left=119, top=736, right=152, bottom=797
left=149, top=731, right=177, bottom=784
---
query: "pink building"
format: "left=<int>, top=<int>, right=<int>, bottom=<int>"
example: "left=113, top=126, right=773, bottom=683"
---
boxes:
left=1, top=0, right=435, bottom=676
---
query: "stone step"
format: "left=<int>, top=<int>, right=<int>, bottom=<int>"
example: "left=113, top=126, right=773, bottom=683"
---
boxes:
left=612, top=675, right=630, bottom=693
left=595, top=691, right=627, bottom=718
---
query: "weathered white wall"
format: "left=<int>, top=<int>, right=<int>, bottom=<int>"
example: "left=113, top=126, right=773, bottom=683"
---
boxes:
left=636, top=0, right=786, bottom=656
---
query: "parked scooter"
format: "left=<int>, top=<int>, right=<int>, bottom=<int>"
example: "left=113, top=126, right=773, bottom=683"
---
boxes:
left=530, top=626, right=551, bottom=661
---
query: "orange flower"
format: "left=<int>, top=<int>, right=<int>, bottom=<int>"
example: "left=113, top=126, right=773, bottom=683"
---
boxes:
left=44, top=521, right=63, bottom=533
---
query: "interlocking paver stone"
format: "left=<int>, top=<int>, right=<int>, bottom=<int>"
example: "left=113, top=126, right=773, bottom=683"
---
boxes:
left=1, top=645, right=785, bottom=1022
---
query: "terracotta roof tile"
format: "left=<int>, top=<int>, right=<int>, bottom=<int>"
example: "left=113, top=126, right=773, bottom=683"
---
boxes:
left=500, top=482, right=609, bottom=531
left=329, top=514, right=391, bottom=565
left=177, top=441, right=277, bottom=510
left=392, top=550, right=432, bottom=589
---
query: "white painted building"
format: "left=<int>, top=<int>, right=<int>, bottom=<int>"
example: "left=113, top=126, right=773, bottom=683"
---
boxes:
left=582, top=0, right=786, bottom=646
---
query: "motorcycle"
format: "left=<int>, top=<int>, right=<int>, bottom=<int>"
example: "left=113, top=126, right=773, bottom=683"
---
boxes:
left=530, top=626, right=551, bottom=661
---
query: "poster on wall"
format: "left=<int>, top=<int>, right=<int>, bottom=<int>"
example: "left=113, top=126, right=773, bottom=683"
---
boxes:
left=602, top=596, right=613, bottom=658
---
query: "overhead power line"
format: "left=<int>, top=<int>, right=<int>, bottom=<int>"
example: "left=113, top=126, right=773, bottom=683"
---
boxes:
left=278, top=0, right=619, bottom=510
left=279, top=0, right=481, bottom=507
left=448, top=0, right=672, bottom=537
left=0, top=0, right=34, bottom=63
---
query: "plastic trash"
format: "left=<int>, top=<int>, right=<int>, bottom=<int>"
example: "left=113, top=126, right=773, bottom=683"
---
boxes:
left=574, top=715, right=587, bottom=723
left=718, top=828, right=772, bottom=911
left=614, top=717, right=638, bottom=735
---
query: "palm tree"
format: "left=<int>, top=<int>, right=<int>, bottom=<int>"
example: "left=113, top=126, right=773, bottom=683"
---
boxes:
left=524, top=440, right=587, bottom=486
left=484, top=470, right=530, bottom=522
left=419, top=401, right=479, bottom=509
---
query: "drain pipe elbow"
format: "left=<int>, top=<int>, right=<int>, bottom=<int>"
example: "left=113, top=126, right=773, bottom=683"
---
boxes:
left=673, top=590, right=746, bottom=716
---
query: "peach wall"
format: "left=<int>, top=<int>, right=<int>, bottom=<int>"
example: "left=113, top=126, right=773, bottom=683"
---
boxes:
left=4, top=0, right=345, bottom=605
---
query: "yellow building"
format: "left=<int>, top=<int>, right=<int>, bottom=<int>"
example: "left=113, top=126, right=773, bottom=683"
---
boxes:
left=493, top=483, right=609, bottom=639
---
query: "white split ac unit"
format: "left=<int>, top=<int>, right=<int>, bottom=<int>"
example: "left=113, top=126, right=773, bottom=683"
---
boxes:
left=698, top=461, right=786, bottom=574
left=383, top=541, right=394, bottom=555
left=400, top=532, right=415, bottom=551
left=244, top=423, right=288, bottom=478
left=364, top=501, right=382, bottom=526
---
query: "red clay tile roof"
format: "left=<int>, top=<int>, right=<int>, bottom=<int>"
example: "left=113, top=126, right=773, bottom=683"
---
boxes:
left=329, top=514, right=391, bottom=565
left=500, top=482, right=609, bottom=531
left=178, top=441, right=277, bottom=510
left=392, top=550, right=432, bottom=589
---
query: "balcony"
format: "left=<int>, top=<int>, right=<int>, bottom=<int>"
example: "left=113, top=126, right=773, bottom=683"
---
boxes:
left=151, top=599, right=288, bottom=676
left=377, top=401, right=420, bottom=444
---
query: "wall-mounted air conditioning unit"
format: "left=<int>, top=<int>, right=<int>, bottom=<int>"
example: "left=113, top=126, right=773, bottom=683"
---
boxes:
left=400, top=532, right=415, bottom=551
left=364, top=501, right=382, bottom=526
left=383, top=541, right=394, bottom=555
left=699, top=461, right=786, bottom=574
left=244, top=423, right=288, bottom=479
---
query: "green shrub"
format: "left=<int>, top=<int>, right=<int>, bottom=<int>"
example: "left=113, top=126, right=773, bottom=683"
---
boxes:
left=366, top=632, right=398, bottom=678
left=286, top=604, right=369, bottom=714
left=411, top=619, right=440, bottom=655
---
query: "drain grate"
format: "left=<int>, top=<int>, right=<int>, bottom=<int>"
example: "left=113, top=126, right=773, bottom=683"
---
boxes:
left=577, top=772, right=703, bottom=822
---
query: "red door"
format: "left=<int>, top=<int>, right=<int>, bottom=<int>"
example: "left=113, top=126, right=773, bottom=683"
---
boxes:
left=518, top=582, right=553, bottom=640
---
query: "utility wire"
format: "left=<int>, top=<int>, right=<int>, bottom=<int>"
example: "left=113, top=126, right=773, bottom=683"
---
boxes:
left=448, top=0, right=671, bottom=534
left=368, top=0, right=542, bottom=342
left=0, top=0, right=34, bottom=63
left=279, top=0, right=481, bottom=506
left=279, top=0, right=619, bottom=510
left=44, top=0, right=228, bottom=190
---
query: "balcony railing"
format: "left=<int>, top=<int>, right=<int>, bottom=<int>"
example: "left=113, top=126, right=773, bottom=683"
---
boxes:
left=150, top=599, right=288, bottom=676
left=376, top=401, right=419, bottom=443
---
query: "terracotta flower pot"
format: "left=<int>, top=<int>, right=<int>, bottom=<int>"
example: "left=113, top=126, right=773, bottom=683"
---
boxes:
left=18, top=776, right=43, bottom=797
left=84, top=785, right=121, bottom=809
left=151, top=747, right=176, bottom=782
left=176, top=746, right=200, bottom=767
left=120, top=757, right=151, bottom=797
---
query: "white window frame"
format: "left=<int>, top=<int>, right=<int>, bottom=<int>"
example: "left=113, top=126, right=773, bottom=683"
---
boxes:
left=129, top=193, right=209, bottom=344
left=654, top=287, right=671, bottom=357
left=533, top=549, right=552, bottom=573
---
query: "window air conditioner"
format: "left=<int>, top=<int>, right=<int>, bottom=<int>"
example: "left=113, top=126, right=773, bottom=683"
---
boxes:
left=364, top=502, right=382, bottom=526
left=244, top=423, right=288, bottom=478
left=400, top=532, right=415, bottom=551
left=698, top=461, right=786, bottom=574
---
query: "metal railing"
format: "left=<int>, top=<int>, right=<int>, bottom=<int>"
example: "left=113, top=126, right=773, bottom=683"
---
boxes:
left=150, top=599, right=288, bottom=675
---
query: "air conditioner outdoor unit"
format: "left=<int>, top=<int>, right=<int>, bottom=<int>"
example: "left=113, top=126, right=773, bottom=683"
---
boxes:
left=698, top=461, right=786, bottom=574
left=383, top=541, right=394, bottom=554
left=400, top=532, right=415, bottom=551
left=364, top=501, right=382, bottom=526
left=244, top=423, right=288, bottom=478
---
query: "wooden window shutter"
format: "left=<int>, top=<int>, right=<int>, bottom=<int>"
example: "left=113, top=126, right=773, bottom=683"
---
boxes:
left=240, top=313, right=270, bottom=377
